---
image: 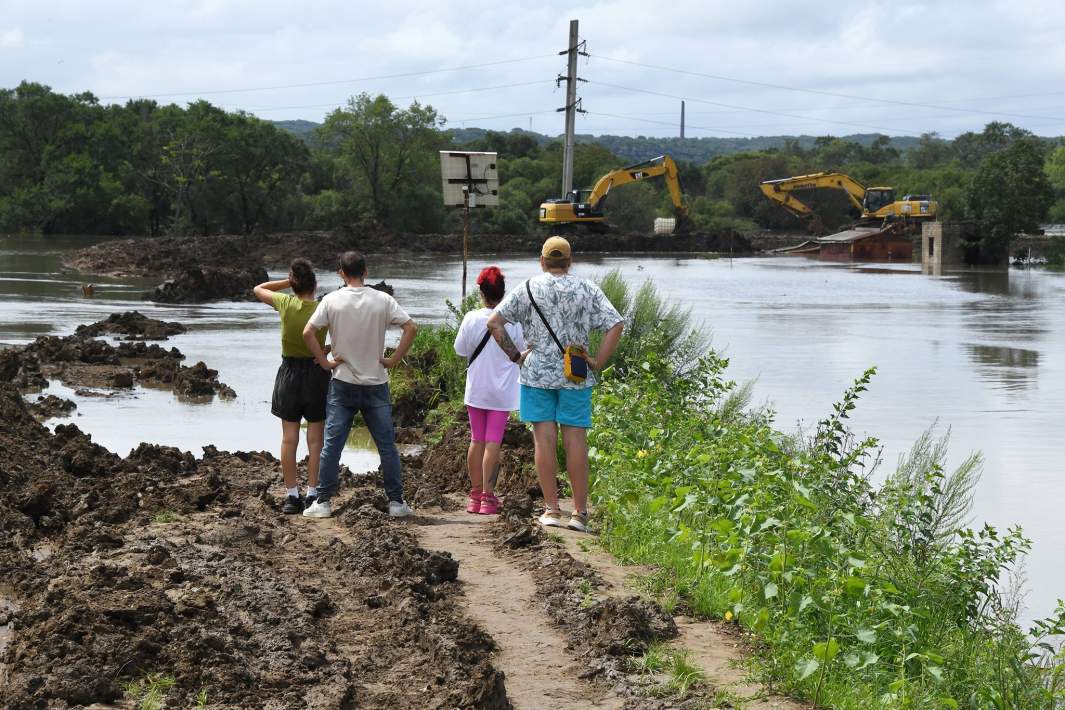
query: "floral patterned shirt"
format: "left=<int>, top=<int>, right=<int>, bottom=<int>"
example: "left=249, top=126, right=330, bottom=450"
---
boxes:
left=496, top=272, right=623, bottom=390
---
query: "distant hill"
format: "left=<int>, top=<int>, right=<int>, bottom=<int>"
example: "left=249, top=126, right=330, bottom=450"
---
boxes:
left=270, top=119, right=320, bottom=142
left=271, top=121, right=923, bottom=163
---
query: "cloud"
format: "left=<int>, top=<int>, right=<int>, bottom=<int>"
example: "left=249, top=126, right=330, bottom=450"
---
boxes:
left=0, top=28, right=24, bottom=48
left=1, top=1, right=1064, bottom=139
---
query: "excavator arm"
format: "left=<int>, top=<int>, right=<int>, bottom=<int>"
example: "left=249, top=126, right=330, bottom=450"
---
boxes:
left=539, top=154, right=690, bottom=232
left=585, top=155, right=689, bottom=217
left=759, top=172, right=868, bottom=219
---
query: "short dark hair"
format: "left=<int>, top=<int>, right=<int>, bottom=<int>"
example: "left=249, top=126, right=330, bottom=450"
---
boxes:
left=288, top=258, right=317, bottom=296
left=338, top=251, right=366, bottom=278
left=543, top=255, right=571, bottom=270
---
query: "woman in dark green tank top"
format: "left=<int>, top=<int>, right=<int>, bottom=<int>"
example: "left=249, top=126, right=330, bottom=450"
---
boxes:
left=253, top=259, right=331, bottom=515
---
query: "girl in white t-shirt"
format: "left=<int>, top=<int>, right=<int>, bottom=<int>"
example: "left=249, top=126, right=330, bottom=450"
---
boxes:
left=453, top=266, right=525, bottom=515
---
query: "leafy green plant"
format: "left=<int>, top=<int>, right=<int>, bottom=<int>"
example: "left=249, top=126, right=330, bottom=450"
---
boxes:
left=123, top=673, right=175, bottom=710
left=588, top=350, right=1062, bottom=708
left=152, top=511, right=180, bottom=524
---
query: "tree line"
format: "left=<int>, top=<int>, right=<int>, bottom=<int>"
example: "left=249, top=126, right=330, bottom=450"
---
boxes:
left=1, top=81, right=1061, bottom=239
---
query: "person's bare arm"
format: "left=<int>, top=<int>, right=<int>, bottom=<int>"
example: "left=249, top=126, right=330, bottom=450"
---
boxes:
left=303, top=323, right=342, bottom=371
left=380, top=319, right=418, bottom=369
left=253, top=278, right=289, bottom=305
left=586, top=321, right=624, bottom=371
left=487, top=312, right=531, bottom=365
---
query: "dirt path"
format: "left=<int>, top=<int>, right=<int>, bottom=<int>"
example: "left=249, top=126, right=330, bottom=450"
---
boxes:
left=417, top=497, right=805, bottom=709
left=551, top=508, right=806, bottom=710
left=414, top=507, right=625, bottom=709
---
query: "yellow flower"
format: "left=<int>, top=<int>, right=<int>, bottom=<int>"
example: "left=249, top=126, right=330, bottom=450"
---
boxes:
left=724, top=610, right=734, bottom=622
left=636, top=449, right=648, bottom=459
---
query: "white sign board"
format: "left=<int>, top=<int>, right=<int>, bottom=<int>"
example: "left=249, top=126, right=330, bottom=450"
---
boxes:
left=439, top=151, right=499, bottom=207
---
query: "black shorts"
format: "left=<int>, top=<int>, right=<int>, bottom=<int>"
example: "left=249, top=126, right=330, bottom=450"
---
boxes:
left=271, top=357, right=331, bottom=423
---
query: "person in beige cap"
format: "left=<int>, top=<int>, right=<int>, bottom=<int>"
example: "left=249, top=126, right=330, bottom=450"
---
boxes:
left=487, top=236, right=624, bottom=532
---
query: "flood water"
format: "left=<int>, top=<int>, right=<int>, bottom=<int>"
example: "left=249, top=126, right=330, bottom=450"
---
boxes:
left=1, top=234, right=1062, bottom=624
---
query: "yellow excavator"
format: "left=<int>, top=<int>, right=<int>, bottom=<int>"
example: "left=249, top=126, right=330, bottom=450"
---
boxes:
left=759, top=172, right=937, bottom=234
left=539, top=155, right=690, bottom=233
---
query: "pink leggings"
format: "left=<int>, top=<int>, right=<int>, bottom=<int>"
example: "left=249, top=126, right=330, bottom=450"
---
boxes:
left=467, top=406, right=509, bottom=443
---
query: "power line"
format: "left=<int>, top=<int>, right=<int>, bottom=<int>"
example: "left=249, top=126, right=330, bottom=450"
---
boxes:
left=234, top=79, right=558, bottom=113
left=589, top=80, right=927, bottom=137
left=584, top=111, right=752, bottom=137
left=588, top=53, right=1065, bottom=124
left=98, top=54, right=555, bottom=100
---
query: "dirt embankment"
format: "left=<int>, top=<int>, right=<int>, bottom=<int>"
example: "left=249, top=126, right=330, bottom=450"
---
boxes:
left=0, top=312, right=234, bottom=400
left=65, top=227, right=756, bottom=279
left=0, top=383, right=510, bottom=709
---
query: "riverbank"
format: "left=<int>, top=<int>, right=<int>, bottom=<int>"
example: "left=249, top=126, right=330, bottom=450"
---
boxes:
left=2, top=308, right=802, bottom=708
left=386, top=281, right=1065, bottom=709
left=63, top=227, right=755, bottom=279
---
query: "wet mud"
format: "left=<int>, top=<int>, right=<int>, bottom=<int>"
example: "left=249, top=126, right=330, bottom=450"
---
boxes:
left=2, top=318, right=234, bottom=401
left=0, top=384, right=510, bottom=709
left=147, top=266, right=270, bottom=304
left=74, top=311, right=188, bottom=340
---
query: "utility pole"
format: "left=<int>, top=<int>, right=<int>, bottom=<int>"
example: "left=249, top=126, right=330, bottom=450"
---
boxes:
left=680, top=100, right=686, bottom=139
left=558, top=19, right=586, bottom=199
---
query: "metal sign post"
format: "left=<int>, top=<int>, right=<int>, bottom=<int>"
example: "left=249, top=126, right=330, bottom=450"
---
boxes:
left=462, top=188, right=470, bottom=298
left=439, top=151, right=498, bottom=300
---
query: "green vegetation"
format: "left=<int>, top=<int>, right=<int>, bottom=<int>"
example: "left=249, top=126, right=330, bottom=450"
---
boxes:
left=588, top=350, right=1065, bottom=708
left=370, top=269, right=1065, bottom=707
left=3, top=80, right=1061, bottom=239
left=122, top=673, right=175, bottom=710
left=628, top=642, right=709, bottom=698
left=151, top=510, right=180, bottom=524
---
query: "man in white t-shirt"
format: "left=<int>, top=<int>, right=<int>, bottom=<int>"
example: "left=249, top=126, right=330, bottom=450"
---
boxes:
left=300, top=251, right=417, bottom=519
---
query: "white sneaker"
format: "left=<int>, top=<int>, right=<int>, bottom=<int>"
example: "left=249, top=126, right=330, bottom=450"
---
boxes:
left=537, top=509, right=565, bottom=528
left=302, top=499, right=332, bottom=518
left=388, top=501, right=413, bottom=518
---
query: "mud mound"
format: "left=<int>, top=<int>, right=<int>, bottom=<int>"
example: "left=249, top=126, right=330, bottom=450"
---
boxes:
left=404, top=410, right=536, bottom=501
left=0, top=347, right=47, bottom=390
left=29, top=333, right=119, bottom=364
left=146, top=266, right=269, bottom=304
left=0, top=386, right=510, bottom=709
left=75, top=310, right=188, bottom=340
left=134, top=359, right=237, bottom=399
left=26, top=394, right=76, bottom=420
left=64, top=226, right=756, bottom=283
left=116, top=340, right=184, bottom=360
left=4, top=322, right=232, bottom=400
left=64, top=233, right=267, bottom=278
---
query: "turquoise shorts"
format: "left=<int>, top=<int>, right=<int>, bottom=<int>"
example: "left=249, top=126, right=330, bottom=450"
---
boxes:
left=520, top=385, right=593, bottom=428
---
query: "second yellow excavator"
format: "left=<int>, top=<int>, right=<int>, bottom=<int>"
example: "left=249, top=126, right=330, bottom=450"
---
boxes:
left=539, top=155, right=690, bottom=233
left=759, top=171, right=937, bottom=233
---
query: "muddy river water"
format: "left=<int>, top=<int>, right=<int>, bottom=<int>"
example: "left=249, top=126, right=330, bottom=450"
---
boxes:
left=1, top=234, right=1062, bottom=624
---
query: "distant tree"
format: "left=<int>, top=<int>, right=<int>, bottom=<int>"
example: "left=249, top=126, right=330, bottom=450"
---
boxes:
left=319, top=93, right=443, bottom=228
left=967, top=136, right=1053, bottom=261
left=909, top=132, right=954, bottom=170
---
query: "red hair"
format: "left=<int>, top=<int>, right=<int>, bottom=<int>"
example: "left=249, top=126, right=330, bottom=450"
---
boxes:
left=476, top=266, right=505, bottom=304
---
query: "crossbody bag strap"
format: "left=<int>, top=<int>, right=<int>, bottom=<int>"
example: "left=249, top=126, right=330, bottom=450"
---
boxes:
left=526, top=279, right=565, bottom=355
left=466, top=330, right=493, bottom=368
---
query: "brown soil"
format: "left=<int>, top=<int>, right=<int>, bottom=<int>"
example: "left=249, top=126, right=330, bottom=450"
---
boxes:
left=413, top=490, right=799, bottom=709
left=0, top=384, right=510, bottom=709
left=147, top=266, right=270, bottom=304
left=25, top=394, right=76, bottom=421
left=64, top=227, right=756, bottom=281
left=74, top=311, right=188, bottom=340
left=3, top=323, right=234, bottom=400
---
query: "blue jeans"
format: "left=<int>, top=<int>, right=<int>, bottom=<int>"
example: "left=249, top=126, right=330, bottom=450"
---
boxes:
left=317, top=380, right=403, bottom=503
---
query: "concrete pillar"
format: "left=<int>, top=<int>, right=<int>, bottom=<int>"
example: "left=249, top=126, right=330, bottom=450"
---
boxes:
left=922, top=222, right=967, bottom=273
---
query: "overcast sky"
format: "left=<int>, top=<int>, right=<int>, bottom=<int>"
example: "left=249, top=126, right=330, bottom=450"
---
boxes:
left=3, top=0, right=1065, bottom=139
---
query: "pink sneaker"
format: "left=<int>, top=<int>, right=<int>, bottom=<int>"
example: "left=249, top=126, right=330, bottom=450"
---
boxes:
left=466, top=489, right=483, bottom=514
left=478, top=494, right=500, bottom=515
